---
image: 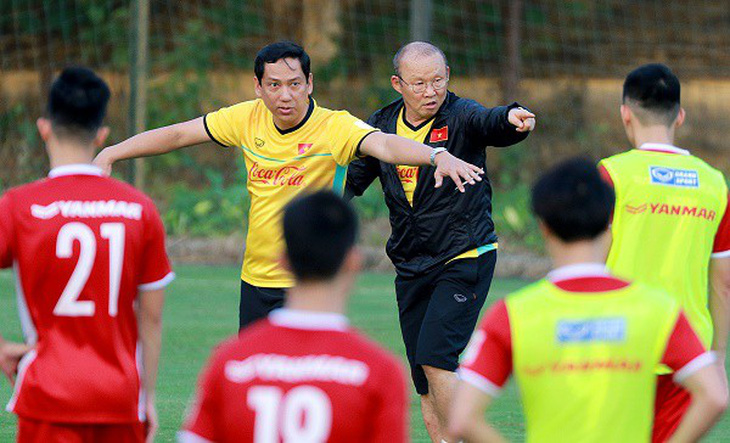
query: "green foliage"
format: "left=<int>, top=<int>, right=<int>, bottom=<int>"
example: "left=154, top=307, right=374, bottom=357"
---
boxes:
left=163, top=167, right=249, bottom=237
left=492, top=182, right=543, bottom=251
left=351, top=181, right=389, bottom=220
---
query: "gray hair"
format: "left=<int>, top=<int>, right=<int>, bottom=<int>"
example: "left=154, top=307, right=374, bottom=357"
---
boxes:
left=393, top=41, right=448, bottom=76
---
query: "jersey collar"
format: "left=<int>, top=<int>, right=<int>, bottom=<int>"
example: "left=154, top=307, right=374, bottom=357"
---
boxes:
left=274, top=98, right=315, bottom=135
left=546, top=262, right=610, bottom=282
left=399, top=105, right=436, bottom=132
left=269, top=308, right=349, bottom=332
left=638, top=143, right=690, bottom=156
left=48, top=164, right=104, bottom=178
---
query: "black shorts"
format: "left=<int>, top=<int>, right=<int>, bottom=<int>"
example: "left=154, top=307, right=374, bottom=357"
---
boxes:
left=239, top=280, right=286, bottom=330
left=396, top=250, right=496, bottom=395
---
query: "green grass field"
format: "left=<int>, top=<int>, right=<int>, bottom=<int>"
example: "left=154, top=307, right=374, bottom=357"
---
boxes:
left=1, top=265, right=729, bottom=441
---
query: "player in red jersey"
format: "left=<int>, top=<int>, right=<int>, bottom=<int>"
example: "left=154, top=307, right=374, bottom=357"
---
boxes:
left=180, top=191, right=409, bottom=443
left=0, top=67, right=174, bottom=442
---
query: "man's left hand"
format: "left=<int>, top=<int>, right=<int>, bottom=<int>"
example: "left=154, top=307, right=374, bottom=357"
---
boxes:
left=508, top=108, right=536, bottom=133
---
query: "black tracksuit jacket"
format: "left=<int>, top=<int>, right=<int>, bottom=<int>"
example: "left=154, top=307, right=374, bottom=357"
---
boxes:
left=345, top=91, right=530, bottom=278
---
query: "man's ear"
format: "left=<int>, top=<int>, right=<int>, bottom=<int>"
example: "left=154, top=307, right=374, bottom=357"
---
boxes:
left=674, top=107, right=686, bottom=129
left=620, top=104, right=632, bottom=127
left=254, top=76, right=262, bottom=98
left=537, top=220, right=552, bottom=240
left=391, top=75, right=403, bottom=94
left=307, top=72, right=314, bottom=95
left=36, top=118, right=52, bottom=142
left=342, top=247, right=363, bottom=274
left=94, top=126, right=110, bottom=148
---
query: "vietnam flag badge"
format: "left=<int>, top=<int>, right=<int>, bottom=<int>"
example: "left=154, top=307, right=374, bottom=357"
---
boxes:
left=298, top=143, right=313, bottom=155
left=429, top=126, right=448, bottom=143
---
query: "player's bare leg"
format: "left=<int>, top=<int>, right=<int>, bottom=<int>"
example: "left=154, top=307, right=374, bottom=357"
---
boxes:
left=420, top=393, right=441, bottom=442
left=422, top=365, right=459, bottom=442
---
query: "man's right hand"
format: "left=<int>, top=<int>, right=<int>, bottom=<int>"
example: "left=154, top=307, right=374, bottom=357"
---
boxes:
left=93, top=148, right=114, bottom=176
left=0, top=340, right=32, bottom=385
left=433, top=150, right=484, bottom=192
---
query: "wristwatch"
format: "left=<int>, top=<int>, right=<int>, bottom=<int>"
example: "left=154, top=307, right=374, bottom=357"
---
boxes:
left=430, top=147, right=447, bottom=166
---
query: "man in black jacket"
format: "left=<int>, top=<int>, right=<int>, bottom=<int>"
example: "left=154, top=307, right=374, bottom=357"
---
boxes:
left=346, top=41, right=535, bottom=441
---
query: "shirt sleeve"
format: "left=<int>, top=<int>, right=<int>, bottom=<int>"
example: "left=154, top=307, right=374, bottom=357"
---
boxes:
left=138, top=199, right=175, bottom=291
left=204, top=101, right=254, bottom=148
left=458, top=299, right=512, bottom=396
left=370, top=354, right=409, bottom=443
left=712, top=193, right=730, bottom=257
left=597, top=162, right=616, bottom=222
left=326, top=111, right=378, bottom=166
left=182, top=352, right=225, bottom=442
left=661, top=312, right=714, bottom=383
left=598, top=163, right=615, bottom=188
left=467, top=101, right=529, bottom=147
left=345, top=156, right=381, bottom=200
left=0, top=193, right=14, bottom=268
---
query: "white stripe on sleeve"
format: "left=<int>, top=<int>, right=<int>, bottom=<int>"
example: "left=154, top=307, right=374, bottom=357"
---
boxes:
left=177, top=430, right=214, bottom=443
left=673, top=351, right=717, bottom=384
left=457, top=367, right=503, bottom=397
left=138, top=272, right=176, bottom=291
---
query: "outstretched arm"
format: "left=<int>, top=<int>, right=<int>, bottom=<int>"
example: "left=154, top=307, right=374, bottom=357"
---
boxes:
left=358, top=132, right=484, bottom=192
left=468, top=102, right=535, bottom=147
left=94, top=117, right=210, bottom=175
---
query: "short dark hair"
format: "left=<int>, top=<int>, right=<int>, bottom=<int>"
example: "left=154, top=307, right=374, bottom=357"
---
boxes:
left=254, top=41, right=311, bottom=84
left=622, top=63, right=681, bottom=126
left=47, top=66, right=110, bottom=140
left=283, top=191, right=358, bottom=281
left=531, top=157, right=614, bottom=242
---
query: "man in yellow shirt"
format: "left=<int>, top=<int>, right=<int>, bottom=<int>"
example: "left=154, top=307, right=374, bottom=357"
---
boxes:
left=94, top=41, right=484, bottom=329
left=598, top=64, right=730, bottom=441
left=449, top=158, right=726, bottom=443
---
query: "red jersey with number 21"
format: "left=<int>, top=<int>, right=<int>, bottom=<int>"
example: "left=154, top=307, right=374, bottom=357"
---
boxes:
left=0, top=165, right=174, bottom=424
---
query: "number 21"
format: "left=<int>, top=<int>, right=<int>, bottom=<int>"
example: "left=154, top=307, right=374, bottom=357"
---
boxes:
left=54, top=222, right=125, bottom=317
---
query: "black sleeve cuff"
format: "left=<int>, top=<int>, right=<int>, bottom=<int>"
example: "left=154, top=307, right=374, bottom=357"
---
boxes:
left=355, top=130, right=379, bottom=158
left=203, top=114, right=228, bottom=147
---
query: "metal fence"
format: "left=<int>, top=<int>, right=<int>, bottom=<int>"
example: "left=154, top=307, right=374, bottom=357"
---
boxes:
left=2, top=1, right=729, bottom=219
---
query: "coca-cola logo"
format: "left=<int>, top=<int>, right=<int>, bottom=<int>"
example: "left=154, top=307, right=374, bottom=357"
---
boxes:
left=398, top=166, right=418, bottom=183
left=248, top=162, right=307, bottom=187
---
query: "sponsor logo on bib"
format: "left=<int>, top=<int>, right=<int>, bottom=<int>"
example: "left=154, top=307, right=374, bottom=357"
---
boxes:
left=649, top=166, right=699, bottom=188
left=556, top=318, right=626, bottom=343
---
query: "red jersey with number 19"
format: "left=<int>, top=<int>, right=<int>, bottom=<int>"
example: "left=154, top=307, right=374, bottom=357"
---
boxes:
left=0, top=164, right=174, bottom=424
left=180, top=309, right=409, bottom=443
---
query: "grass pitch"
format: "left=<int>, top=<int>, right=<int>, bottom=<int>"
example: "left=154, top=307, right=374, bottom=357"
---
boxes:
left=1, top=265, right=728, bottom=441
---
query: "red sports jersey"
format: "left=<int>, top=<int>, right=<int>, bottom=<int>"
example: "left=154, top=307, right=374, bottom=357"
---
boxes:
left=460, top=264, right=712, bottom=397
left=181, top=309, right=409, bottom=443
left=0, top=164, right=174, bottom=423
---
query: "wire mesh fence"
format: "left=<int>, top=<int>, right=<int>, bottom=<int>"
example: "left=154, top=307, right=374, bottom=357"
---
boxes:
left=2, top=0, right=729, bottom=237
